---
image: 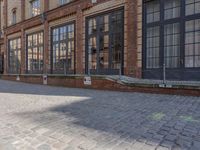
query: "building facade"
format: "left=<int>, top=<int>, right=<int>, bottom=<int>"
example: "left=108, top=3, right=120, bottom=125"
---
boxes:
left=0, top=0, right=199, bottom=81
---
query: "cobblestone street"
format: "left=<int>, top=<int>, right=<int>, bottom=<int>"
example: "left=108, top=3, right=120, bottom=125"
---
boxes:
left=0, top=80, right=200, bottom=150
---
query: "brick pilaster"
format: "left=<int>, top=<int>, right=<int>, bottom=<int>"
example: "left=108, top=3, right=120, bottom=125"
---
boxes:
left=21, top=0, right=25, bottom=21
left=44, top=20, right=49, bottom=74
left=44, top=0, right=49, bottom=12
left=3, top=0, right=7, bottom=28
left=3, top=32, right=7, bottom=74
left=125, top=0, right=141, bottom=78
left=21, top=29, right=25, bottom=74
left=43, top=0, right=49, bottom=74
left=3, top=0, right=8, bottom=74
left=76, top=8, right=83, bottom=74
left=0, top=1, right=1, bottom=32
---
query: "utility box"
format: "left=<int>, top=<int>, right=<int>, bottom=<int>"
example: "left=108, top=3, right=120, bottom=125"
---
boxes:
left=43, top=75, right=48, bottom=85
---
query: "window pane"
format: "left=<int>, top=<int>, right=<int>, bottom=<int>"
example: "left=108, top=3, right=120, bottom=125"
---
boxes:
left=52, top=23, right=75, bottom=73
left=146, top=26, right=160, bottom=68
left=164, top=0, right=180, bottom=20
left=9, top=38, right=21, bottom=74
left=186, top=0, right=200, bottom=16
left=27, top=32, right=43, bottom=73
left=185, top=19, right=200, bottom=68
left=164, top=23, right=180, bottom=68
left=146, top=0, right=160, bottom=23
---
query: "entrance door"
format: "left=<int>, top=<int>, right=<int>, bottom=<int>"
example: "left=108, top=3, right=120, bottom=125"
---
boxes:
left=86, top=9, right=124, bottom=75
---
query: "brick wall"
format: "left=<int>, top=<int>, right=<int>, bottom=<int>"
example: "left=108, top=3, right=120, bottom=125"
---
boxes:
left=136, top=0, right=143, bottom=77
left=49, top=0, right=61, bottom=10
left=3, top=0, right=142, bottom=78
left=2, top=74, right=200, bottom=96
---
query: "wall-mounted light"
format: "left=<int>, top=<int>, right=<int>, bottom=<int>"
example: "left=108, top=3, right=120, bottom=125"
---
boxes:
left=41, top=12, right=46, bottom=23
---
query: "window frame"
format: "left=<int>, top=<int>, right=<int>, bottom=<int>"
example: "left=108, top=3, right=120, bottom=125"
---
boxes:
left=50, top=21, right=76, bottom=74
left=8, top=37, right=21, bottom=74
left=26, top=31, right=44, bottom=74
left=85, top=7, right=124, bottom=75
left=30, top=0, right=40, bottom=17
left=143, top=0, right=200, bottom=80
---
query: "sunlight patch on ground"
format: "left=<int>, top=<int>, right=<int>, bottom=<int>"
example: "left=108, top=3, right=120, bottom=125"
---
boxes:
left=149, top=112, right=166, bottom=121
left=180, top=116, right=199, bottom=123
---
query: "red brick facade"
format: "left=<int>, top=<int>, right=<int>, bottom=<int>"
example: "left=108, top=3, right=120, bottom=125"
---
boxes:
left=1, top=0, right=141, bottom=78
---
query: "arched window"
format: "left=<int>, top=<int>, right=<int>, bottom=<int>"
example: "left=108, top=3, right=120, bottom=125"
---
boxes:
left=12, top=8, right=17, bottom=25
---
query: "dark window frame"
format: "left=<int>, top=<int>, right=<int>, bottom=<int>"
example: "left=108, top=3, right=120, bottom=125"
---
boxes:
left=143, top=0, right=200, bottom=80
left=8, top=37, right=21, bottom=74
left=26, top=31, right=44, bottom=74
left=50, top=21, right=76, bottom=75
left=85, top=7, right=124, bottom=75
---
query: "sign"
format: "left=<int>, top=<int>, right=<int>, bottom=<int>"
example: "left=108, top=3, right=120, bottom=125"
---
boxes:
left=84, top=76, right=92, bottom=85
left=16, top=75, right=20, bottom=81
left=43, top=75, right=48, bottom=85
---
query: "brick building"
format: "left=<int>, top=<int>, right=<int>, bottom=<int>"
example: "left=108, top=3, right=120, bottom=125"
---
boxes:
left=0, top=0, right=200, bottom=83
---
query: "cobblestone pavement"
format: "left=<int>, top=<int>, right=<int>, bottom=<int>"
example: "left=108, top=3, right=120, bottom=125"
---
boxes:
left=0, top=80, right=200, bottom=150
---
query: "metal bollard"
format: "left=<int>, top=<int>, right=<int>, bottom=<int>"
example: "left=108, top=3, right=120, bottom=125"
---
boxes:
left=163, top=63, right=166, bottom=85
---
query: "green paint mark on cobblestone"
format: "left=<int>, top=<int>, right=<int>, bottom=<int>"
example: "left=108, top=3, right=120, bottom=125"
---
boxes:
left=150, top=112, right=165, bottom=121
left=180, top=116, right=199, bottom=123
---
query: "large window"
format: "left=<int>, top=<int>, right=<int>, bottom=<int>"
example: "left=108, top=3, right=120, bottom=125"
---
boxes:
left=8, top=38, right=21, bottom=74
left=146, top=26, right=160, bottom=68
left=31, top=0, right=40, bottom=17
left=86, top=9, right=124, bottom=75
left=143, top=0, right=200, bottom=80
left=27, top=32, right=43, bottom=74
left=51, top=23, right=75, bottom=74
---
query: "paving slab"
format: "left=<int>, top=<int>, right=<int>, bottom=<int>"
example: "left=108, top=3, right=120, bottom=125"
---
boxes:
left=0, top=79, right=200, bottom=150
